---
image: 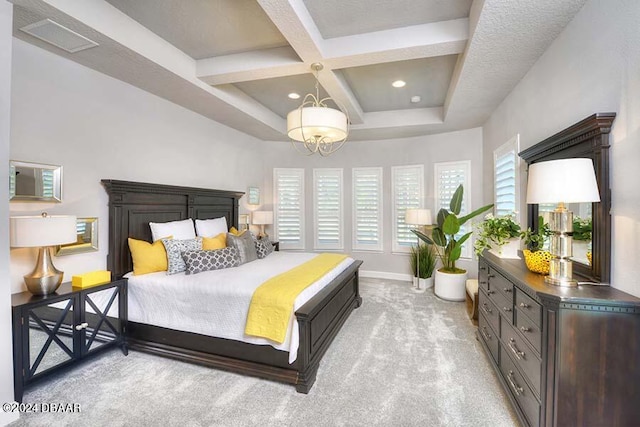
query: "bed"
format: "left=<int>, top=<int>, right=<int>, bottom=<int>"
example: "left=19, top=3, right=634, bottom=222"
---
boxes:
left=102, top=179, right=362, bottom=393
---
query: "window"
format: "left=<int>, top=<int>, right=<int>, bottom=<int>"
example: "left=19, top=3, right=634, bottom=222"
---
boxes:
left=274, top=168, right=305, bottom=250
left=434, top=161, right=471, bottom=258
left=392, top=165, right=424, bottom=253
left=494, top=135, right=520, bottom=219
left=313, top=168, right=343, bottom=250
left=352, top=167, right=383, bottom=252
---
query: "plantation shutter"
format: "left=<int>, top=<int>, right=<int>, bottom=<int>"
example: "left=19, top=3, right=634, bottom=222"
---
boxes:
left=494, top=135, right=520, bottom=218
left=313, top=168, right=343, bottom=250
left=274, top=168, right=305, bottom=250
left=392, top=165, right=424, bottom=253
left=352, top=167, right=383, bottom=252
left=434, top=161, right=471, bottom=258
left=41, top=169, right=55, bottom=198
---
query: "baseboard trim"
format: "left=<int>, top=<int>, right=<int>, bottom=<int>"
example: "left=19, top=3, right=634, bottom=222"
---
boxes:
left=360, top=270, right=412, bottom=282
left=0, top=403, right=20, bottom=426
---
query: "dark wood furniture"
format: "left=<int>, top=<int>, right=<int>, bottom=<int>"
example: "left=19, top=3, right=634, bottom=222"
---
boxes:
left=272, top=241, right=280, bottom=251
left=478, top=252, right=640, bottom=427
left=101, top=179, right=362, bottom=393
left=519, top=113, right=615, bottom=284
left=12, top=279, right=128, bottom=402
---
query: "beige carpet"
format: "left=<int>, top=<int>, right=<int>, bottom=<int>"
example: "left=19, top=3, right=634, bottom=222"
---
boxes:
left=10, top=278, right=518, bottom=426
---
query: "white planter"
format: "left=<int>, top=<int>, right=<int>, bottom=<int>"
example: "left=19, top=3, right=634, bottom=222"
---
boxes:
left=434, top=269, right=467, bottom=301
left=489, top=238, right=521, bottom=259
left=412, top=276, right=433, bottom=293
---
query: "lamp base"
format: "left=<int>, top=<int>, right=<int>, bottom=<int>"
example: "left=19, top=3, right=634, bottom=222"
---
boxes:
left=24, top=246, right=64, bottom=296
left=545, top=258, right=578, bottom=287
left=544, top=275, right=578, bottom=287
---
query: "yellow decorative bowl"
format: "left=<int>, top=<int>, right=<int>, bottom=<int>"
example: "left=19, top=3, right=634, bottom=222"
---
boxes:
left=523, top=250, right=552, bottom=274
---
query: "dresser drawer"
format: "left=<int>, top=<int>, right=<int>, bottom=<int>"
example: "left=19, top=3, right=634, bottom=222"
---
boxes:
left=515, top=288, right=542, bottom=327
left=479, top=312, right=499, bottom=363
left=500, top=345, right=541, bottom=427
left=501, top=320, right=541, bottom=396
left=487, top=288, right=513, bottom=323
left=478, top=258, right=489, bottom=292
left=479, top=290, right=500, bottom=333
left=515, top=308, right=542, bottom=355
left=490, top=269, right=515, bottom=300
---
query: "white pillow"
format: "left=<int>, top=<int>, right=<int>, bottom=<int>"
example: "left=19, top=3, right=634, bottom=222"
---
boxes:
left=195, top=217, right=228, bottom=238
left=149, top=218, right=195, bottom=242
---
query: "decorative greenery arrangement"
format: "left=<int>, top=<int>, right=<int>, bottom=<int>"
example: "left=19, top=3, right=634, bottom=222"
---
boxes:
left=520, top=215, right=552, bottom=252
left=412, top=185, right=493, bottom=274
left=572, top=216, right=592, bottom=241
left=473, top=213, right=521, bottom=256
left=409, top=243, right=437, bottom=279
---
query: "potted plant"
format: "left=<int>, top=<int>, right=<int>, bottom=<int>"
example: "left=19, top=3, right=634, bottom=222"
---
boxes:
left=409, top=243, right=436, bottom=292
left=520, top=216, right=553, bottom=274
left=412, top=185, right=493, bottom=301
left=473, top=213, right=521, bottom=258
left=572, top=216, right=592, bottom=264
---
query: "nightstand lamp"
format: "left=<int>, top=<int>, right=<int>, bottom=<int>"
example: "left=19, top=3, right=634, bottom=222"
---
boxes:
left=252, top=211, right=273, bottom=240
left=406, top=208, right=433, bottom=292
left=10, top=213, right=77, bottom=295
left=526, top=158, right=600, bottom=286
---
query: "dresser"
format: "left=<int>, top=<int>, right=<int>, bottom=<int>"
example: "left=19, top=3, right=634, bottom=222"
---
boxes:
left=477, top=252, right=640, bottom=427
left=12, top=279, right=128, bottom=402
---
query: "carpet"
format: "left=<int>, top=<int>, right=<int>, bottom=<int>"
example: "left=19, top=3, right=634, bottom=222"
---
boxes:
left=10, top=278, right=518, bottom=426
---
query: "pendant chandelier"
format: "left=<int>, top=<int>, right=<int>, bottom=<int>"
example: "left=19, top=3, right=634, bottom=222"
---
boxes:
left=286, top=63, right=349, bottom=156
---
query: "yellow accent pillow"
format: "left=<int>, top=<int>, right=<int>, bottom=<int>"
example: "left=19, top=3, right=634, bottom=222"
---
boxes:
left=202, top=232, right=227, bottom=250
left=128, top=237, right=170, bottom=275
left=229, top=227, right=246, bottom=236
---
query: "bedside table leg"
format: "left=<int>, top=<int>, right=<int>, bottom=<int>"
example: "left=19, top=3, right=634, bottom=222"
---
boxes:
left=121, top=341, right=129, bottom=356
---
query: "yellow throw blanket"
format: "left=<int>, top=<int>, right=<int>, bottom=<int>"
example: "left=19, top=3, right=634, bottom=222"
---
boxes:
left=245, top=253, right=348, bottom=343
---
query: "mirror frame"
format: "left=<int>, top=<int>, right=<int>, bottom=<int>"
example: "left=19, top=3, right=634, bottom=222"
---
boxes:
left=10, top=160, right=63, bottom=202
left=519, top=113, right=615, bottom=284
left=56, top=217, right=99, bottom=256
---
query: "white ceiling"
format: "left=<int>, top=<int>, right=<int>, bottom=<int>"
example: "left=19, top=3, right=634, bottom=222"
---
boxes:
left=10, top=0, right=588, bottom=142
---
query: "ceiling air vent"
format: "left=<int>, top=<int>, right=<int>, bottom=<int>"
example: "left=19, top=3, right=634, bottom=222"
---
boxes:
left=20, top=19, right=99, bottom=53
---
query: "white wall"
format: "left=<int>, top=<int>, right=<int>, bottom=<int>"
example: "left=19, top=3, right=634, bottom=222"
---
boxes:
left=0, top=4, right=19, bottom=426
left=259, top=127, right=485, bottom=279
left=9, top=39, right=264, bottom=293
left=482, top=0, right=640, bottom=296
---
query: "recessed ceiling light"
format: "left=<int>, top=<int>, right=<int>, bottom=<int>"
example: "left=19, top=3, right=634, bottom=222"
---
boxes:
left=411, top=95, right=422, bottom=103
left=288, top=92, right=300, bottom=99
left=392, top=80, right=406, bottom=88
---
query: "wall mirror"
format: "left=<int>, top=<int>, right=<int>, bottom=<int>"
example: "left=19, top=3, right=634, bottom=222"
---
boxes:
left=56, top=217, right=99, bottom=256
left=519, top=113, right=615, bottom=284
left=248, top=187, right=260, bottom=205
left=10, top=160, right=62, bottom=202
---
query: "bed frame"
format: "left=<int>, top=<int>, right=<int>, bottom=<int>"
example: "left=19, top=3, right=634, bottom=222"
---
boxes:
left=102, top=179, right=362, bottom=393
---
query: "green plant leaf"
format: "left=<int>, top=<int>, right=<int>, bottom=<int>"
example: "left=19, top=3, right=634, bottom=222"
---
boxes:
left=449, top=185, right=463, bottom=215
left=449, top=243, right=462, bottom=261
left=457, top=231, right=473, bottom=246
left=436, top=209, right=448, bottom=228
left=458, top=204, right=494, bottom=226
left=432, top=228, right=447, bottom=246
left=442, top=214, right=460, bottom=236
left=411, top=229, right=434, bottom=245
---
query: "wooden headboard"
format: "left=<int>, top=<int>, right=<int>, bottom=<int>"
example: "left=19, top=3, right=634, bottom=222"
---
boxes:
left=102, top=180, right=244, bottom=279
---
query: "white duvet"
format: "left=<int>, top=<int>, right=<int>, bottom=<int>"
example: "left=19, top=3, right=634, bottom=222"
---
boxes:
left=125, top=252, right=354, bottom=363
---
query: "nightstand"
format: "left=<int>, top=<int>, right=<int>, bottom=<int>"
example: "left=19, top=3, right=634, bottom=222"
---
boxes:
left=11, top=279, right=128, bottom=402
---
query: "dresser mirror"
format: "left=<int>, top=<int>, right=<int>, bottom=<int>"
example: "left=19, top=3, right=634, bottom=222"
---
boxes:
left=519, top=113, right=614, bottom=283
left=10, top=160, right=62, bottom=202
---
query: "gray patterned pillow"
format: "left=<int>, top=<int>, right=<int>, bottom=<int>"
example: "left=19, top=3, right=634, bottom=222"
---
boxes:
left=182, top=247, right=240, bottom=275
left=255, top=237, right=274, bottom=259
left=161, top=237, right=203, bottom=275
left=226, top=232, right=258, bottom=265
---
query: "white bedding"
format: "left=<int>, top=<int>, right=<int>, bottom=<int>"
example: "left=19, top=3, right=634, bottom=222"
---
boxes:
left=125, top=252, right=355, bottom=363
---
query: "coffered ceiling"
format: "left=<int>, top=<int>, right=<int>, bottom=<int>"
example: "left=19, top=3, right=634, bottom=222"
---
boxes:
left=10, top=0, right=587, bottom=141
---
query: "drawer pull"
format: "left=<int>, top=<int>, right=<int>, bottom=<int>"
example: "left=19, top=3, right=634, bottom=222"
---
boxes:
left=507, top=370, right=524, bottom=396
left=481, top=303, right=493, bottom=314
left=520, top=326, right=531, bottom=333
left=480, top=266, right=487, bottom=271
left=74, top=322, right=89, bottom=331
left=503, top=307, right=512, bottom=312
left=508, top=338, right=525, bottom=360
left=480, top=327, right=492, bottom=341
left=487, top=290, right=495, bottom=295
left=503, top=287, right=512, bottom=293
left=480, top=281, right=487, bottom=285
left=488, top=274, right=495, bottom=278
left=519, top=302, right=530, bottom=309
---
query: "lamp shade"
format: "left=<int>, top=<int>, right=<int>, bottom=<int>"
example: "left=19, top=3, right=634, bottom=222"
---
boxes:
left=10, top=214, right=77, bottom=247
left=287, top=106, right=348, bottom=143
left=526, top=158, right=600, bottom=204
left=405, top=208, right=432, bottom=226
left=252, top=211, right=273, bottom=225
